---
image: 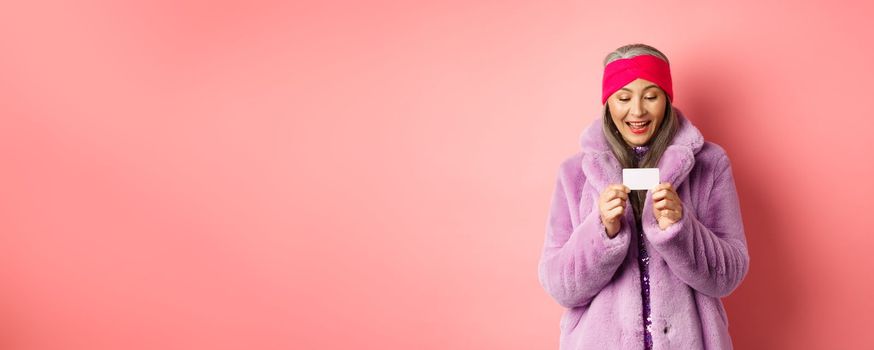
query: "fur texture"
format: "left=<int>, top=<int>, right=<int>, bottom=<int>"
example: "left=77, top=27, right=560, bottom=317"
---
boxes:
left=538, top=107, right=749, bottom=349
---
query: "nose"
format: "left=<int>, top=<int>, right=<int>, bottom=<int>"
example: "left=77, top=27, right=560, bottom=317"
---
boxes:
left=629, top=98, right=646, bottom=118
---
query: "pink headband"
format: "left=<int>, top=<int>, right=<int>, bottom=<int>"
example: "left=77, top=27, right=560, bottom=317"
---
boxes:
left=601, top=54, right=673, bottom=104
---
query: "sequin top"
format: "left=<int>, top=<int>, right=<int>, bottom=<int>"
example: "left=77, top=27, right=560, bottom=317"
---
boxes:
left=632, top=145, right=654, bottom=350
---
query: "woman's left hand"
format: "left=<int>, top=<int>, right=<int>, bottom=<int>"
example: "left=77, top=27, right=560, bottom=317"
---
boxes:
left=652, top=182, right=683, bottom=230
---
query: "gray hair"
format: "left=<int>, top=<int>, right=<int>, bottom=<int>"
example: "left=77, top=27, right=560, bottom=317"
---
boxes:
left=603, top=43, right=670, bottom=67
left=600, top=43, right=679, bottom=221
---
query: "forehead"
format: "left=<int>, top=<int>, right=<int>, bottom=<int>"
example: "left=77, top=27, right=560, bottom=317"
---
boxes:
left=619, top=78, right=661, bottom=93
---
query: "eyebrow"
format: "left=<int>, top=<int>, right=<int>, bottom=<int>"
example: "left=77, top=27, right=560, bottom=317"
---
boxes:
left=619, top=84, right=659, bottom=92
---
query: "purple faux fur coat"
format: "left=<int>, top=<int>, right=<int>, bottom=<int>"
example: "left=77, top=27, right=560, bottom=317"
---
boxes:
left=538, top=108, right=749, bottom=349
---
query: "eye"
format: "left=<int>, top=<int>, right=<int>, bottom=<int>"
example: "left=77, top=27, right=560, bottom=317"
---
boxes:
left=645, top=96, right=658, bottom=100
left=618, top=97, right=630, bottom=102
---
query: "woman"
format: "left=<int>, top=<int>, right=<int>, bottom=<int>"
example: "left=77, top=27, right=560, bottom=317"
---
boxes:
left=537, top=44, right=750, bottom=349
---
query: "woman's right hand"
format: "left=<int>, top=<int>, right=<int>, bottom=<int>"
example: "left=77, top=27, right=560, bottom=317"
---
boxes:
left=599, top=184, right=630, bottom=238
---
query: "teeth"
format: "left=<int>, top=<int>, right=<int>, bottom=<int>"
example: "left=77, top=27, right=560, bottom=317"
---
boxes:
left=628, top=121, right=649, bottom=128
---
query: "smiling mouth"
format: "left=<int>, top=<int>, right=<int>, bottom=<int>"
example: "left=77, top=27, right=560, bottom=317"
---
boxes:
left=626, top=121, right=651, bottom=130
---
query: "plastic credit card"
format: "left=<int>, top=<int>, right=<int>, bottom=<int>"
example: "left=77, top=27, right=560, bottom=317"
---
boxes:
left=622, top=168, right=660, bottom=190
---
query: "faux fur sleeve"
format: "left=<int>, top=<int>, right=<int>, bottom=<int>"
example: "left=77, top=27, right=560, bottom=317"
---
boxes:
left=538, top=160, right=632, bottom=308
left=642, top=154, right=750, bottom=298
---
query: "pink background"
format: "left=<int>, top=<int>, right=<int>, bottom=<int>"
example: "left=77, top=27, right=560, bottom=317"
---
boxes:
left=2, top=1, right=873, bottom=349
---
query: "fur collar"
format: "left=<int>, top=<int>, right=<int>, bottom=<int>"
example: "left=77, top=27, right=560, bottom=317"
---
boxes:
left=578, top=107, right=705, bottom=193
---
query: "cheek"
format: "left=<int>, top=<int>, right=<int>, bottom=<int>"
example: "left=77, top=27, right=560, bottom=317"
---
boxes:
left=609, top=110, right=625, bottom=129
left=608, top=102, right=627, bottom=120
left=611, top=118, right=624, bottom=131
left=648, top=104, right=666, bottom=124
left=647, top=101, right=666, bottom=115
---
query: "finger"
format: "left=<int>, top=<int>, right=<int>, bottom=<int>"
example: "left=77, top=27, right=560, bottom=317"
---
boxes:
left=652, top=189, right=669, bottom=201
left=655, top=184, right=681, bottom=201
left=608, top=184, right=630, bottom=193
left=663, top=201, right=680, bottom=213
left=614, top=189, right=628, bottom=201
left=603, top=197, right=625, bottom=210
left=604, top=188, right=628, bottom=201
left=652, top=182, right=670, bottom=192
left=612, top=184, right=631, bottom=195
left=668, top=197, right=683, bottom=210
left=601, top=185, right=625, bottom=201
left=657, top=197, right=683, bottom=211
left=652, top=184, right=673, bottom=195
left=653, top=192, right=675, bottom=205
left=604, top=206, right=624, bottom=221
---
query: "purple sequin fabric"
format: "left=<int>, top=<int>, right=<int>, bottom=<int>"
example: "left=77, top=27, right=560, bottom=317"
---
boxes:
left=632, top=145, right=653, bottom=350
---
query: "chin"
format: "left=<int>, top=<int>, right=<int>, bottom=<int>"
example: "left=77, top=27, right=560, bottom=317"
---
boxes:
left=623, top=134, right=652, bottom=146
left=622, top=133, right=652, bottom=146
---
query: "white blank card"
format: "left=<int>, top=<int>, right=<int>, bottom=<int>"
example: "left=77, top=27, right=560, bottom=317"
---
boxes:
left=622, top=168, right=660, bottom=190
